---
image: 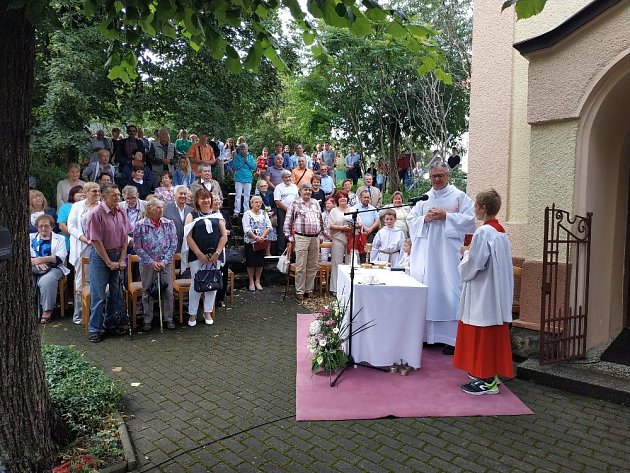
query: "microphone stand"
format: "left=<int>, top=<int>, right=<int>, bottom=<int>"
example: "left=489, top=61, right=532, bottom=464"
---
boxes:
left=330, top=200, right=424, bottom=387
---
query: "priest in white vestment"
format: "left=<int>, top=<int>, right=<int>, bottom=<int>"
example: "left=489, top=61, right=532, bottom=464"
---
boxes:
left=406, top=162, right=476, bottom=350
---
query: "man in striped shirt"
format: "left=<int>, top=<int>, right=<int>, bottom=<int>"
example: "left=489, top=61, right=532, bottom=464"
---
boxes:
left=283, top=183, right=325, bottom=301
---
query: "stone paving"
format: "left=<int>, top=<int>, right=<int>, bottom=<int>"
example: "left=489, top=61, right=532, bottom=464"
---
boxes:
left=42, top=283, right=630, bottom=472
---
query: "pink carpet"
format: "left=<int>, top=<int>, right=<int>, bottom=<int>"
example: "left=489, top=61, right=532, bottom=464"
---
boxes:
left=296, top=314, right=533, bottom=421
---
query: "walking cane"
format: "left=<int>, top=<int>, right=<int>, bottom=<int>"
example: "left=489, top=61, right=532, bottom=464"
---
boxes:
left=157, top=271, right=164, bottom=334
left=34, top=273, right=42, bottom=322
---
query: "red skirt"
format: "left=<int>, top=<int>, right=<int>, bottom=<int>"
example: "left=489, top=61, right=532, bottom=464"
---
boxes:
left=453, top=321, right=514, bottom=379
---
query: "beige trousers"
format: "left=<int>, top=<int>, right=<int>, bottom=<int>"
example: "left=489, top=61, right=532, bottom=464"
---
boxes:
left=293, top=234, right=320, bottom=295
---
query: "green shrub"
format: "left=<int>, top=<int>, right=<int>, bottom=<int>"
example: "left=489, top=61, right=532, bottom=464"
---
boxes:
left=43, top=345, right=123, bottom=436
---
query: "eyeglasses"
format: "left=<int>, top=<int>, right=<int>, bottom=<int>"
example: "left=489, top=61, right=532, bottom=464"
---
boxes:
left=37, top=224, right=52, bottom=229
left=430, top=173, right=446, bottom=179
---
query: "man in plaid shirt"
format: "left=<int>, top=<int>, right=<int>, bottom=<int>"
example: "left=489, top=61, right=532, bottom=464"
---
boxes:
left=284, top=182, right=325, bottom=301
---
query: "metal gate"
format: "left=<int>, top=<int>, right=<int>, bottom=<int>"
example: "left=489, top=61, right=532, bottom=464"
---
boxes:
left=539, top=205, right=592, bottom=365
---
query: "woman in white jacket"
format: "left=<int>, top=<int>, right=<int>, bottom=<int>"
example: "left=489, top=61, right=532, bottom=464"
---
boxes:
left=67, top=181, right=101, bottom=324
left=30, top=214, right=69, bottom=323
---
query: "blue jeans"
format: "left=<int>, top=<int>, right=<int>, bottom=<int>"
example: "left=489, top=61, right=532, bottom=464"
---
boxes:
left=88, top=248, right=123, bottom=335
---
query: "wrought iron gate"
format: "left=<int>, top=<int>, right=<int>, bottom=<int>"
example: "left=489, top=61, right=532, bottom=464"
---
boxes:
left=539, top=205, right=592, bottom=365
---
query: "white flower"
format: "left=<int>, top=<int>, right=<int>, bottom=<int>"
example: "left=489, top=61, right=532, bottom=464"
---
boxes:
left=316, top=356, right=323, bottom=365
left=332, top=327, right=339, bottom=334
left=308, top=345, right=316, bottom=353
left=309, top=320, right=322, bottom=335
left=319, top=339, right=327, bottom=347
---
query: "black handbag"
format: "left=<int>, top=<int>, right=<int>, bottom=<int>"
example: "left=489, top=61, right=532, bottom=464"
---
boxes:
left=194, top=263, right=223, bottom=292
left=225, top=235, right=244, bottom=264
left=147, top=272, right=169, bottom=298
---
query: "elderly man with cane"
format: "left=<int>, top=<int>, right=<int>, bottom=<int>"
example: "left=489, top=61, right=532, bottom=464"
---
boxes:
left=85, top=184, right=131, bottom=343
left=133, top=199, right=178, bottom=331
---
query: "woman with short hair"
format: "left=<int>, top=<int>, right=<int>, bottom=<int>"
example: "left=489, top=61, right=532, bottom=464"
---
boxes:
left=328, top=191, right=360, bottom=293
left=29, top=190, right=57, bottom=234
left=379, top=191, right=410, bottom=238
left=242, top=195, right=272, bottom=291
left=133, top=199, right=178, bottom=331
left=182, top=189, right=228, bottom=327
left=67, top=181, right=102, bottom=324
left=30, top=214, right=70, bottom=323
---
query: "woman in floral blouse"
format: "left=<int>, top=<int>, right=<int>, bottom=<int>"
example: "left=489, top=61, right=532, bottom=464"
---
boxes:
left=133, top=199, right=178, bottom=331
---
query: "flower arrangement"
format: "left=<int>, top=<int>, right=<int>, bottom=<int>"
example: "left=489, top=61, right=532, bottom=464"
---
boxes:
left=308, top=298, right=373, bottom=374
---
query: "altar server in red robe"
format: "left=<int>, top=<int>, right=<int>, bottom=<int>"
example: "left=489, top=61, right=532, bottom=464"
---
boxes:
left=454, top=189, right=514, bottom=395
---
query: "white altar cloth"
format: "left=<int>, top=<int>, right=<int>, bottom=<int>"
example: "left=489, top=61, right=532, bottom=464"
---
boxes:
left=337, top=265, right=428, bottom=368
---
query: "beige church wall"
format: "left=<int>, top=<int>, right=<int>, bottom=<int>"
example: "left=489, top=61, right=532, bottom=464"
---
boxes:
left=467, top=0, right=590, bottom=258
left=513, top=0, right=591, bottom=42
left=525, top=1, right=630, bottom=124
left=526, top=120, right=579, bottom=260
left=467, top=1, right=520, bottom=249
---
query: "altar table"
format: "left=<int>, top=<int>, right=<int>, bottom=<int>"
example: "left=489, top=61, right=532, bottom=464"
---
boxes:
left=336, top=265, right=428, bottom=369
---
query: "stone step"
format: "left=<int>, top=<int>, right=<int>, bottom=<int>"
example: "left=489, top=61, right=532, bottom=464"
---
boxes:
left=517, top=355, right=630, bottom=405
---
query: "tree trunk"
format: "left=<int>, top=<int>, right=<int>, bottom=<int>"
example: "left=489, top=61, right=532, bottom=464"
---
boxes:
left=388, top=120, right=401, bottom=193
left=0, top=4, right=61, bottom=471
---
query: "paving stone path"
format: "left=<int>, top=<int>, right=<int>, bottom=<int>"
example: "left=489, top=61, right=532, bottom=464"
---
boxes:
left=43, top=284, right=630, bottom=472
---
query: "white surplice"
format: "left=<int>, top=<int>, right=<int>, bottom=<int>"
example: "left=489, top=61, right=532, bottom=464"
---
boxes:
left=406, top=184, right=475, bottom=345
left=370, top=226, right=404, bottom=266
left=457, top=225, right=514, bottom=327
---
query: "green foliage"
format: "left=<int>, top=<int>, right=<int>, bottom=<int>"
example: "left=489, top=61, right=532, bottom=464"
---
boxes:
left=31, top=152, right=67, bottom=207
left=502, top=0, right=548, bottom=19
left=74, top=0, right=450, bottom=82
left=289, top=1, right=471, bottom=193
left=42, top=345, right=123, bottom=436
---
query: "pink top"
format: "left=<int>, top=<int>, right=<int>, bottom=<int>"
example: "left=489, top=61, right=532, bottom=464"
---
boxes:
left=87, top=202, right=131, bottom=250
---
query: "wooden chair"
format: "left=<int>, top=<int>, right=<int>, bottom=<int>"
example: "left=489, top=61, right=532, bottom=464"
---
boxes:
left=513, top=266, right=523, bottom=315
left=227, top=268, right=235, bottom=303
left=57, top=275, right=68, bottom=318
left=81, top=256, right=91, bottom=333
left=172, top=253, right=191, bottom=324
left=126, top=255, right=143, bottom=329
left=316, top=242, right=333, bottom=295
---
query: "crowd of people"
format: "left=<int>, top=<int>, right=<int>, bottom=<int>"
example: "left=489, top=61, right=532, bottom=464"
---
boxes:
left=31, top=126, right=511, bottom=396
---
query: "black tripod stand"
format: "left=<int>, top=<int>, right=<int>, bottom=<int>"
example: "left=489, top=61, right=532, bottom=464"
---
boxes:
left=330, top=207, right=387, bottom=387
left=330, top=196, right=428, bottom=387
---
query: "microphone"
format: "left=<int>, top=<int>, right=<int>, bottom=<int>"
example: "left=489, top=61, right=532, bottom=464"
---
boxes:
left=409, top=194, right=429, bottom=205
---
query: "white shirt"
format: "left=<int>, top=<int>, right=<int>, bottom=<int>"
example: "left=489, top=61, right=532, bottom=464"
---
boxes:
left=273, top=182, right=299, bottom=209
left=458, top=225, right=514, bottom=326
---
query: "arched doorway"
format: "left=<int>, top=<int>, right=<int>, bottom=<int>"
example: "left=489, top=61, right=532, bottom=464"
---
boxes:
left=575, top=52, right=630, bottom=347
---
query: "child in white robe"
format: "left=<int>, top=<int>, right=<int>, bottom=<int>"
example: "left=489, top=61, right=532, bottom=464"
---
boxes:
left=370, top=210, right=404, bottom=266
left=453, top=189, right=514, bottom=396
left=396, top=238, right=412, bottom=274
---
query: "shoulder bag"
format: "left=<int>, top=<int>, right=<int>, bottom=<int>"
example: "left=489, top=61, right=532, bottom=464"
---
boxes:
left=225, top=234, right=245, bottom=264
left=276, top=246, right=290, bottom=274
left=253, top=239, right=270, bottom=252
left=194, top=262, right=223, bottom=292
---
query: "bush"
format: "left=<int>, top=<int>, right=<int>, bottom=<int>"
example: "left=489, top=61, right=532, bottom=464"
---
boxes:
left=43, top=345, right=123, bottom=436
left=31, top=151, right=67, bottom=209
